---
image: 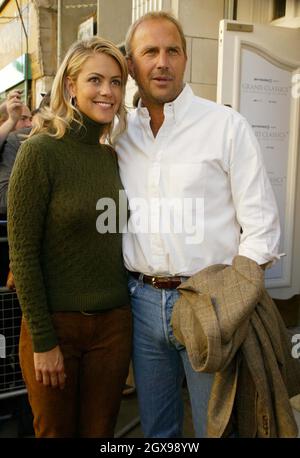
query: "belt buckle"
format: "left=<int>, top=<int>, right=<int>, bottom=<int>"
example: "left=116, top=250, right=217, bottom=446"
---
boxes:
left=151, top=277, right=160, bottom=289
left=81, top=310, right=97, bottom=316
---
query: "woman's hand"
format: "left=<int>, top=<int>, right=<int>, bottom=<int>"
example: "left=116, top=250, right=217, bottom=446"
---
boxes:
left=6, top=270, right=15, bottom=290
left=34, top=345, right=66, bottom=389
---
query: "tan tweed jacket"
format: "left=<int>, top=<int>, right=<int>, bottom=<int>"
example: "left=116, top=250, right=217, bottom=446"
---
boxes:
left=171, top=256, right=300, bottom=437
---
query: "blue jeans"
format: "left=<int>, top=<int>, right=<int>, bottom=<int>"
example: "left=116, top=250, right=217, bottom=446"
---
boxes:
left=128, top=275, right=214, bottom=438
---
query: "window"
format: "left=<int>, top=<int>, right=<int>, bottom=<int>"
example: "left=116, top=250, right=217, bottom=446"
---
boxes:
left=273, top=0, right=286, bottom=20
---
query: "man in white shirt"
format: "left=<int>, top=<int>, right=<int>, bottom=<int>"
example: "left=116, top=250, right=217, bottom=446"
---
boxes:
left=116, top=11, right=280, bottom=438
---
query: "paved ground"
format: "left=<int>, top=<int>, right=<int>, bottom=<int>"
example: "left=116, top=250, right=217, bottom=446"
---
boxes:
left=1, top=386, right=299, bottom=438
left=0, top=387, right=194, bottom=438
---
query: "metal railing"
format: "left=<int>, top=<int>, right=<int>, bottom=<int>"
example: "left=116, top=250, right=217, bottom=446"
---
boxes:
left=0, top=219, right=27, bottom=402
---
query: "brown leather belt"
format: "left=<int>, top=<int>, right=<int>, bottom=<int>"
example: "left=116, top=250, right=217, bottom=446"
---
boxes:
left=129, top=271, right=186, bottom=289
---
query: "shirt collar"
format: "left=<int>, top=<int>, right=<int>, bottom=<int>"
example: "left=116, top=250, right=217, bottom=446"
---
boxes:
left=137, top=84, right=194, bottom=123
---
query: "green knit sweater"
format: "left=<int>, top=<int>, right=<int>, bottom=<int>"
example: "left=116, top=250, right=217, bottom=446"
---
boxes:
left=7, top=114, right=129, bottom=352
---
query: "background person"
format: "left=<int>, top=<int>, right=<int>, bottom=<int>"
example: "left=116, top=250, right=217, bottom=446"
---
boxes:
left=8, top=37, right=131, bottom=438
left=0, top=93, right=51, bottom=290
left=0, top=91, right=31, bottom=150
left=0, top=93, right=51, bottom=216
left=0, top=92, right=32, bottom=286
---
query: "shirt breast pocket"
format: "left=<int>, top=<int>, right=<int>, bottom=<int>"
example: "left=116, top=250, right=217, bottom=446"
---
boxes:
left=168, top=163, right=206, bottom=198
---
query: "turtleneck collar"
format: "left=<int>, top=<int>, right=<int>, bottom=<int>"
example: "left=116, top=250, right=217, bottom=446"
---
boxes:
left=68, top=112, right=105, bottom=145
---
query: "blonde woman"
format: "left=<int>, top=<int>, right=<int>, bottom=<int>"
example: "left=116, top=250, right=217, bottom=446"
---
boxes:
left=8, top=37, right=131, bottom=438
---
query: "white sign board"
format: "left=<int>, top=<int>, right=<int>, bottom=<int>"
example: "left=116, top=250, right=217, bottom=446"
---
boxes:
left=217, top=20, right=300, bottom=288
left=239, top=47, right=292, bottom=281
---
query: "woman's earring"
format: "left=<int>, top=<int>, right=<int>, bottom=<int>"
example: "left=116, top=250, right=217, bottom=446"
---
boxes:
left=70, top=95, right=76, bottom=106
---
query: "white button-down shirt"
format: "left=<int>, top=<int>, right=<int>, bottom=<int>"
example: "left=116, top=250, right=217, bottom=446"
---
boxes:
left=115, top=84, right=280, bottom=276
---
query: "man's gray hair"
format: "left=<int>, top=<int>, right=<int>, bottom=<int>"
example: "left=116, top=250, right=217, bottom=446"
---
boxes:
left=125, top=11, right=187, bottom=58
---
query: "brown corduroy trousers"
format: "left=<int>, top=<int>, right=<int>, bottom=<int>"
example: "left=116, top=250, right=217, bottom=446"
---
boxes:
left=19, top=305, right=132, bottom=438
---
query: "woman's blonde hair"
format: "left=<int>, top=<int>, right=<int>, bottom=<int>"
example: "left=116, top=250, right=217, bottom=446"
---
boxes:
left=31, top=37, right=128, bottom=144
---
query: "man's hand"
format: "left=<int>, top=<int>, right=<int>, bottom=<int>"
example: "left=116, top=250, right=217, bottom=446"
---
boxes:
left=34, top=345, right=66, bottom=390
left=6, top=90, right=23, bottom=125
left=260, top=262, right=270, bottom=271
